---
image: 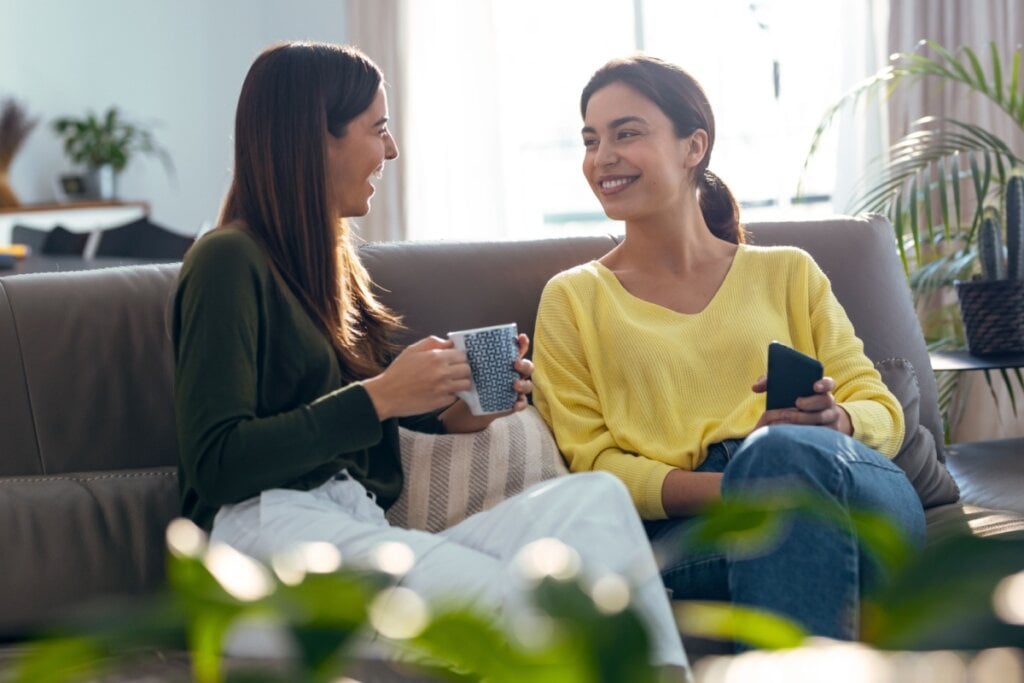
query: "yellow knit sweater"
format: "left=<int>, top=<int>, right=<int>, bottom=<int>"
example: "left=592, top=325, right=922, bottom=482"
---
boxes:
left=532, top=244, right=904, bottom=520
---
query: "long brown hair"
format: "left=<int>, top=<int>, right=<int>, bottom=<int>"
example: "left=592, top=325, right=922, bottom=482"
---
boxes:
left=581, top=55, right=744, bottom=244
left=218, top=42, right=400, bottom=380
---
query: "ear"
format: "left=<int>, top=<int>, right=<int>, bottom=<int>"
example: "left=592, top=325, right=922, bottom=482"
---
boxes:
left=684, top=129, right=709, bottom=169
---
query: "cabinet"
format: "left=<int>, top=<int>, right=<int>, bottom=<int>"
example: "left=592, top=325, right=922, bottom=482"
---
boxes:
left=0, top=201, right=149, bottom=249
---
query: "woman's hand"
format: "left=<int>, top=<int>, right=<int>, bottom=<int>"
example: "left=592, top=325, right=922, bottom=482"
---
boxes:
left=441, top=332, right=534, bottom=433
left=362, top=336, right=471, bottom=420
left=752, top=375, right=853, bottom=435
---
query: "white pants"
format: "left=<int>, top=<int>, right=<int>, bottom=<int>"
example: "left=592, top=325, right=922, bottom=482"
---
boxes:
left=212, top=470, right=687, bottom=668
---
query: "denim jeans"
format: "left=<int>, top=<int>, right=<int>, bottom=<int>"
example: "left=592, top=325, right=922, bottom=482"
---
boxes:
left=644, top=424, right=925, bottom=643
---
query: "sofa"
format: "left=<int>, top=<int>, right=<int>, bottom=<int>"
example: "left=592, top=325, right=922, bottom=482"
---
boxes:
left=2, top=214, right=1023, bottom=665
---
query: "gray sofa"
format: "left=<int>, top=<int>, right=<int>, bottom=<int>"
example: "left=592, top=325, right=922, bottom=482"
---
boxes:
left=1, top=214, right=1022, bottom=654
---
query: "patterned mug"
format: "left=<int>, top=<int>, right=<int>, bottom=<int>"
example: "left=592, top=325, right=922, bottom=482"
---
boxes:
left=447, top=323, right=519, bottom=415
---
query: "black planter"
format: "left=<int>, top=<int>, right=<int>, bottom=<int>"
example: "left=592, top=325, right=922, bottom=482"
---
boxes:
left=955, top=279, right=1024, bottom=355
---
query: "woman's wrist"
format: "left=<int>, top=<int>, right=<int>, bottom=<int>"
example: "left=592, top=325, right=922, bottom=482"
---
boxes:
left=361, top=376, right=393, bottom=421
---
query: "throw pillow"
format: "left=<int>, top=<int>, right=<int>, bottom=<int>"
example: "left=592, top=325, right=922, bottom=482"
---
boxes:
left=875, top=357, right=961, bottom=508
left=40, top=225, right=90, bottom=255
left=387, top=405, right=568, bottom=532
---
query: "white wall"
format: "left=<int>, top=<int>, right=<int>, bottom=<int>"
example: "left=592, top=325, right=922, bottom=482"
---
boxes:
left=0, top=0, right=350, bottom=236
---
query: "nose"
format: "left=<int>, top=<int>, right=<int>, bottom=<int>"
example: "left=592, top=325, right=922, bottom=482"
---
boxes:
left=385, top=131, right=399, bottom=160
left=593, top=139, right=616, bottom=167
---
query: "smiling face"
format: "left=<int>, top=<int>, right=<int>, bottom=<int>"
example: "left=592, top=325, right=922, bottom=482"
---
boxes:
left=581, top=81, right=706, bottom=223
left=326, top=85, right=399, bottom=218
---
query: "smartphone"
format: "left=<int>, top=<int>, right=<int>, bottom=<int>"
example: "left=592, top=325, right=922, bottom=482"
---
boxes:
left=766, top=341, right=824, bottom=410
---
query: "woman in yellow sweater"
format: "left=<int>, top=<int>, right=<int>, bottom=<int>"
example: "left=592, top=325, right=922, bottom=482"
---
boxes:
left=533, top=54, right=926, bottom=642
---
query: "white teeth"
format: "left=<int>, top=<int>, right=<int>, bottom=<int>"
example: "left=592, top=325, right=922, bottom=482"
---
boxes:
left=373, top=167, right=384, bottom=179
left=601, top=177, right=634, bottom=190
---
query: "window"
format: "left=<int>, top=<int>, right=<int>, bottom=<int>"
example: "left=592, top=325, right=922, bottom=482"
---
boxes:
left=403, top=0, right=849, bottom=240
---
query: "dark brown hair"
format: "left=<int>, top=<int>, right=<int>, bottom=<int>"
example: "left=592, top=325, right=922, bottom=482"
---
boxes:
left=218, top=42, right=400, bottom=380
left=580, top=54, right=744, bottom=244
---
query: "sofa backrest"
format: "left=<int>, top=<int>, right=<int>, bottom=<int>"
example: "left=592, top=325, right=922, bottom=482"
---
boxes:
left=0, top=214, right=942, bottom=477
left=0, top=264, right=181, bottom=476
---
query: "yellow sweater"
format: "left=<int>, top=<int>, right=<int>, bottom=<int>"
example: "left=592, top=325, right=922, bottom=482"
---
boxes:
left=532, top=244, right=904, bottom=520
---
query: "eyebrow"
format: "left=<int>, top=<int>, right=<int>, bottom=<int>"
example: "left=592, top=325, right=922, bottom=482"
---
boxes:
left=581, top=115, right=649, bottom=135
left=373, top=116, right=389, bottom=127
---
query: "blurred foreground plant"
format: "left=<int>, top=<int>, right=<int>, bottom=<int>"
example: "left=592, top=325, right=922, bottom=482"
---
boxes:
left=13, top=520, right=663, bottom=683
left=14, top=495, right=1024, bottom=682
left=668, top=492, right=1024, bottom=653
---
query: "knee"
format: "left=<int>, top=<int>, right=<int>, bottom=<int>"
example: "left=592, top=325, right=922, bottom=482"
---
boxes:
left=724, top=425, right=845, bottom=491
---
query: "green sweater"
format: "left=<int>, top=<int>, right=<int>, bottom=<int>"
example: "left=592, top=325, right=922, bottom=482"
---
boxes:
left=172, top=227, right=441, bottom=531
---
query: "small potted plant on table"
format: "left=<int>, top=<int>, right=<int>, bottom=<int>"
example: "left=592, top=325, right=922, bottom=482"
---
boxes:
left=52, top=106, right=171, bottom=200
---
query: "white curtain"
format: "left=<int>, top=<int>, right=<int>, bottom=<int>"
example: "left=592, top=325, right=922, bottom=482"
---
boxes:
left=400, top=0, right=511, bottom=241
left=831, top=0, right=891, bottom=213
left=347, top=0, right=511, bottom=242
left=345, top=0, right=407, bottom=243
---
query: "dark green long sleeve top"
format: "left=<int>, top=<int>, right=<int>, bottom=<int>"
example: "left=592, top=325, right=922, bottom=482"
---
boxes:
left=172, top=227, right=441, bottom=531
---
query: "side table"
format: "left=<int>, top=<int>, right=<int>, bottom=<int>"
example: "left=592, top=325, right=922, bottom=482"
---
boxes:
left=929, top=350, right=1024, bottom=373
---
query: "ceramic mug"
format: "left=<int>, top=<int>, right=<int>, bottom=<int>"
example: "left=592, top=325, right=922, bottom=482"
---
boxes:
left=447, top=322, right=519, bottom=415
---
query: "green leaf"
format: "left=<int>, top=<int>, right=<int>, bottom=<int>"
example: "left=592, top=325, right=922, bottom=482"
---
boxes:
left=10, top=637, right=107, bottom=683
left=963, top=45, right=990, bottom=95
left=909, top=174, right=921, bottom=255
left=991, top=41, right=1005, bottom=103
left=675, top=601, right=808, bottom=650
left=1010, top=49, right=1022, bottom=120
left=937, top=157, right=952, bottom=239
left=863, top=533, right=1024, bottom=650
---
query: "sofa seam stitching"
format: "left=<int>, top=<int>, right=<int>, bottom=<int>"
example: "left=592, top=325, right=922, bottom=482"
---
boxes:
left=0, top=471, right=176, bottom=484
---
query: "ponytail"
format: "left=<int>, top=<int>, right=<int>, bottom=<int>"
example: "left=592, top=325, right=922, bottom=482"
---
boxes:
left=699, top=170, right=744, bottom=244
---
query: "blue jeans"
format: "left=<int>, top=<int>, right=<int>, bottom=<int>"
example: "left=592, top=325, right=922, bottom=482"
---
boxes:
left=644, top=425, right=925, bottom=642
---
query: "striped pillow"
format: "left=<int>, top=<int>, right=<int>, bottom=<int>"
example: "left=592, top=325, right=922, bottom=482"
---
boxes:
left=386, top=406, right=568, bottom=532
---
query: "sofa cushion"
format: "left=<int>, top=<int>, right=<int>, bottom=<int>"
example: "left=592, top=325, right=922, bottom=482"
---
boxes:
left=387, top=407, right=567, bottom=532
left=925, top=503, right=1024, bottom=541
left=0, top=467, right=179, bottom=637
left=944, top=437, right=1024, bottom=515
left=875, top=358, right=960, bottom=508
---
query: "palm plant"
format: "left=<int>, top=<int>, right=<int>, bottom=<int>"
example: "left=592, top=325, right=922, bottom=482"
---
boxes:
left=807, top=40, right=1023, bottom=294
left=805, top=40, right=1024, bottom=419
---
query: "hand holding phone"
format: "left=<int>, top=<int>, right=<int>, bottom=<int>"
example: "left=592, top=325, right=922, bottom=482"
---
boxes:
left=765, top=342, right=824, bottom=410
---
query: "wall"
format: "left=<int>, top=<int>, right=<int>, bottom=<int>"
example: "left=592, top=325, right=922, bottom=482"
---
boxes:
left=0, top=0, right=350, bottom=236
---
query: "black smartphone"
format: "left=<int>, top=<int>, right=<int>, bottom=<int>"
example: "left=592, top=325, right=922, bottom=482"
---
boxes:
left=766, top=341, right=824, bottom=410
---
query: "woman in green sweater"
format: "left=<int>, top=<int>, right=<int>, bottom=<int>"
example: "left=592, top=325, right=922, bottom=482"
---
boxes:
left=172, top=42, right=687, bottom=670
left=532, top=55, right=926, bottom=643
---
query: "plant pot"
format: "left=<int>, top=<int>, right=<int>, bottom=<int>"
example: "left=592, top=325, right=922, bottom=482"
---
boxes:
left=955, top=279, right=1024, bottom=355
left=85, top=164, right=117, bottom=200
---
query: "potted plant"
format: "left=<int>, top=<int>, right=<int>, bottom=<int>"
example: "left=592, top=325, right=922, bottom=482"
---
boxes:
left=52, top=106, right=172, bottom=201
left=0, top=98, right=38, bottom=208
left=956, top=169, right=1024, bottom=356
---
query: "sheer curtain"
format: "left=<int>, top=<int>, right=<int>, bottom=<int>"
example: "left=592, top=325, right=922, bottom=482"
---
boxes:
left=345, top=0, right=407, bottom=243
left=399, top=1, right=510, bottom=241
left=831, top=0, right=890, bottom=213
